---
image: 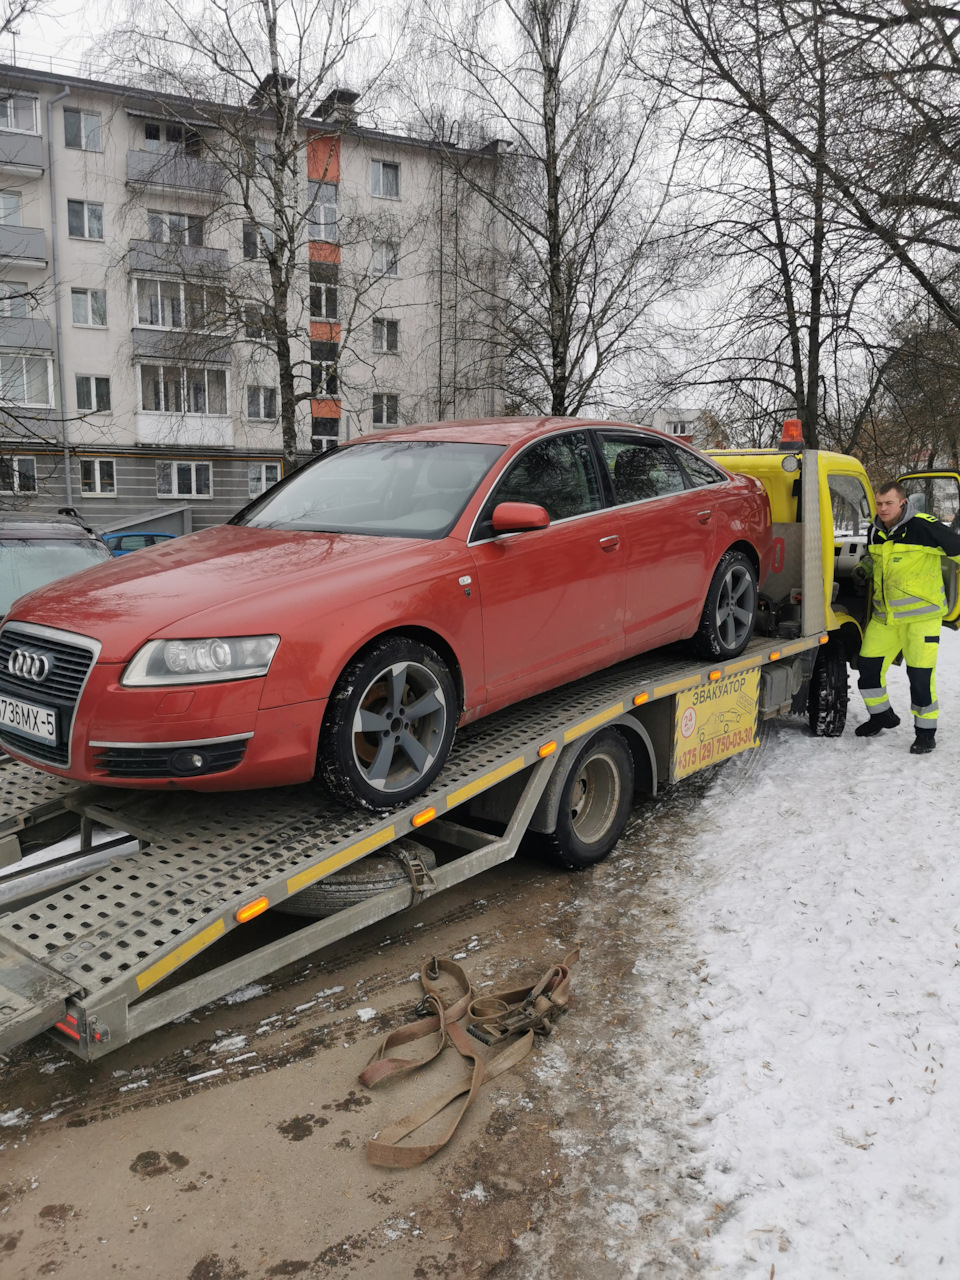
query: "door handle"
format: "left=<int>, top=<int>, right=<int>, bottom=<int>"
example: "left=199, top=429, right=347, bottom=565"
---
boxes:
left=697, top=510, right=712, bottom=524
left=599, top=535, right=620, bottom=551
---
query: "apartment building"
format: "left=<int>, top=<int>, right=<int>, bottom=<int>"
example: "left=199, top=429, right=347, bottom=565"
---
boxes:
left=0, top=65, right=502, bottom=535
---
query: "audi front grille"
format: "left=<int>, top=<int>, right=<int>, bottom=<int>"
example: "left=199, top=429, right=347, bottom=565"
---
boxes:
left=0, top=624, right=99, bottom=768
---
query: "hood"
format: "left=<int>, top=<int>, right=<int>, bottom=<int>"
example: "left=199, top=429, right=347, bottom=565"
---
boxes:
left=5, top=524, right=431, bottom=662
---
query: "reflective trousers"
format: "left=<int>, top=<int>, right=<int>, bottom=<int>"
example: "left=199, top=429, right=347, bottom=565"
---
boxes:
left=858, top=616, right=941, bottom=727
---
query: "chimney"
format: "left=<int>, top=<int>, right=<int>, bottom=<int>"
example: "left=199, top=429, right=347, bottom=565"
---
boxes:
left=249, top=72, right=296, bottom=107
left=313, top=88, right=361, bottom=126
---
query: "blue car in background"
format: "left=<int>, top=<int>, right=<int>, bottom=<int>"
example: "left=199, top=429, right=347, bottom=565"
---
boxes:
left=105, top=531, right=178, bottom=556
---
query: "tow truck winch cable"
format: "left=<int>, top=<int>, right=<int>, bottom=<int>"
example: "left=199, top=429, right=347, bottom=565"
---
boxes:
left=359, top=949, right=579, bottom=1168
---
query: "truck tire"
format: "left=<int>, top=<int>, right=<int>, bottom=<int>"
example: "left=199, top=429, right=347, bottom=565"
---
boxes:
left=693, top=550, right=759, bottom=660
left=808, top=638, right=848, bottom=737
left=277, top=839, right=437, bottom=917
left=544, top=729, right=634, bottom=870
left=319, top=637, right=458, bottom=809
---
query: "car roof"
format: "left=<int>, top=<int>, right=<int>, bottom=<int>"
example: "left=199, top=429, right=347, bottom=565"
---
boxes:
left=340, top=416, right=656, bottom=448
left=0, top=518, right=104, bottom=540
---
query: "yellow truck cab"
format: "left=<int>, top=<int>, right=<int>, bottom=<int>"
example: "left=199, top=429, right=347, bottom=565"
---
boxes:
left=710, top=427, right=960, bottom=734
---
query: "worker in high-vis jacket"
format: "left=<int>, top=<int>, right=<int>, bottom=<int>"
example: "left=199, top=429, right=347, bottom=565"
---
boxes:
left=855, top=481, right=960, bottom=753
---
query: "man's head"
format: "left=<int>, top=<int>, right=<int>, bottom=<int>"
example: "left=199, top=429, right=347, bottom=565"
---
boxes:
left=876, top=482, right=908, bottom=529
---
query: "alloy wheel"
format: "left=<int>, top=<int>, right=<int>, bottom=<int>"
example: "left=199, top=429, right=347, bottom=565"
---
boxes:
left=351, top=660, right=448, bottom=795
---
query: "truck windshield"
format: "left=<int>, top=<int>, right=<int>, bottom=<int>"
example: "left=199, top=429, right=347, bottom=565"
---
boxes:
left=0, top=539, right=112, bottom=614
left=240, top=440, right=505, bottom=538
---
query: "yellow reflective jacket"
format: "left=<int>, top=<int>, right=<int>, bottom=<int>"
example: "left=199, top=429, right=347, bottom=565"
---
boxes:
left=868, top=511, right=960, bottom=623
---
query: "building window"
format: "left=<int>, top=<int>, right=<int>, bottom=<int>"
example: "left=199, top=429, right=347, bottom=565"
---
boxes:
left=0, top=455, right=37, bottom=494
left=248, top=462, right=281, bottom=496
left=309, top=262, right=338, bottom=319
left=370, top=160, right=400, bottom=199
left=67, top=199, right=103, bottom=240
left=311, top=341, right=338, bottom=398
left=135, top=278, right=224, bottom=330
left=307, top=181, right=338, bottom=242
left=372, top=242, right=398, bottom=277
left=76, top=375, right=111, bottom=412
left=242, top=221, right=274, bottom=260
left=144, top=120, right=202, bottom=155
left=247, top=386, right=277, bottom=419
left=0, top=192, right=22, bottom=225
left=79, top=457, right=115, bottom=495
left=147, top=210, right=204, bottom=246
left=71, top=287, right=107, bottom=327
left=0, top=95, right=38, bottom=134
left=0, top=282, right=27, bottom=318
left=0, top=354, right=51, bottom=406
left=63, top=108, right=101, bottom=152
left=664, top=420, right=688, bottom=436
left=372, top=393, right=399, bottom=427
left=140, top=365, right=228, bottom=415
left=157, top=460, right=212, bottom=497
left=373, top=318, right=399, bottom=353
left=311, top=418, right=339, bottom=452
left=244, top=302, right=273, bottom=340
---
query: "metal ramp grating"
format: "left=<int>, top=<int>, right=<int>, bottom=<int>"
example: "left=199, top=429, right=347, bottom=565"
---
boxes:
left=0, top=637, right=776, bottom=1023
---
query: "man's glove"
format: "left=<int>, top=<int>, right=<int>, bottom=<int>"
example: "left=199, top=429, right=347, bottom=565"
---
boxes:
left=851, top=555, right=874, bottom=585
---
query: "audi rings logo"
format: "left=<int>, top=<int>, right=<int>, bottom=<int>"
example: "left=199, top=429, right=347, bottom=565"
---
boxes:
left=8, top=648, right=51, bottom=683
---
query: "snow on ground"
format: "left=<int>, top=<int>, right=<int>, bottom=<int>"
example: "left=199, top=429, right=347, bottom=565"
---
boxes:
left=684, top=631, right=960, bottom=1276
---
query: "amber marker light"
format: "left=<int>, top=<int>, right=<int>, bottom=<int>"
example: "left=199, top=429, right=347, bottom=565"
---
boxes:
left=236, top=897, right=270, bottom=923
left=708, top=670, right=722, bottom=681
left=538, top=741, right=558, bottom=757
left=819, top=635, right=829, bottom=644
left=412, top=806, right=436, bottom=827
left=769, top=650, right=781, bottom=661
left=633, top=692, right=649, bottom=706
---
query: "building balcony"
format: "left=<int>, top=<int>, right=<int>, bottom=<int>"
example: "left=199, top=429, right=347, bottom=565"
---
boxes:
left=0, top=223, right=46, bottom=268
left=128, top=239, right=229, bottom=276
left=131, top=328, right=231, bottom=365
left=0, top=315, right=51, bottom=351
left=0, top=132, right=44, bottom=178
left=126, top=149, right=226, bottom=196
left=136, top=412, right=234, bottom=449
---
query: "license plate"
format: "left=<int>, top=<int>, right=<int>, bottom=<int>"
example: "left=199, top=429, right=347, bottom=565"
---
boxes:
left=0, top=695, right=57, bottom=743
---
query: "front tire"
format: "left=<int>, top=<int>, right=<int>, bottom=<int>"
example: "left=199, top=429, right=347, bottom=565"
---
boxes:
left=694, top=549, right=759, bottom=660
left=319, top=637, right=458, bottom=809
left=544, top=729, right=635, bottom=870
left=808, top=639, right=848, bottom=736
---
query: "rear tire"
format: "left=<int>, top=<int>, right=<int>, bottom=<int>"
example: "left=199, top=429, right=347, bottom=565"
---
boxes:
left=544, top=729, right=634, bottom=870
left=277, top=839, right=437, bottom=917
left=319, top=636, right=458, bottom=809
left=694, top=550, right=759, bottom=660
left=808, top=639, right=848, bottom=736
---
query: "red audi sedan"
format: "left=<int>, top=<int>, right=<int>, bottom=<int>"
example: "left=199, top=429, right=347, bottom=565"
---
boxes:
left=0, top=419, right=772, bottom=808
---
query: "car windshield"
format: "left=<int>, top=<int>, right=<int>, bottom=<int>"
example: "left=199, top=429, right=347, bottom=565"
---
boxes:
left=241, top=440, right=505, bottom=538
left=0, top=538, right=112, bottom=614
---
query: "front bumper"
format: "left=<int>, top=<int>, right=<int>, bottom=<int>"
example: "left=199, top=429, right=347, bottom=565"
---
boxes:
left=2, top=659, right=327, bottom=791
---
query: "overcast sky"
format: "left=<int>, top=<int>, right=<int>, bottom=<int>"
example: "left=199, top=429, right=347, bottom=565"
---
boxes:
left=4, top=0, right=117, bottom=70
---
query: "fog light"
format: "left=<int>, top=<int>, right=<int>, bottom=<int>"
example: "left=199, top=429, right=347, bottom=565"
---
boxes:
left=171, top=750, right=206, bottom=773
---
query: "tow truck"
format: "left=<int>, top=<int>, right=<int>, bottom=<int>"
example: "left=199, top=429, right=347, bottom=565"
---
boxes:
left=1, top=428, right=957, bottom=1060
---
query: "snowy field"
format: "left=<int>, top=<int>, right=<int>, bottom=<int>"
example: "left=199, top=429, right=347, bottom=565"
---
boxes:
left=686, top=633, right=960, bottom=1277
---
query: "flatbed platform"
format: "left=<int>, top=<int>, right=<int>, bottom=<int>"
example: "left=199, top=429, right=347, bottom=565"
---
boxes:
left=0, top=633, right=818, bottom=1059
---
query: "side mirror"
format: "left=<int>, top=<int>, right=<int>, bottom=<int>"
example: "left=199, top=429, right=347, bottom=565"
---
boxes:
left=491, top=501, right=551, bottom=535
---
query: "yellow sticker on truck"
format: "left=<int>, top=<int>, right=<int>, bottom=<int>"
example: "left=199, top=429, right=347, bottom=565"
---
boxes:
left=672, top=669, right=760, bottom=781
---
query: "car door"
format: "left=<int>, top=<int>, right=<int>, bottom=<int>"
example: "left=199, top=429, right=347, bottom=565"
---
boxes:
left=593, top=430, right=717, bottom=650
left=468, top=429, right=626, bottom=699
left=897, top=470, right=960, bottom=625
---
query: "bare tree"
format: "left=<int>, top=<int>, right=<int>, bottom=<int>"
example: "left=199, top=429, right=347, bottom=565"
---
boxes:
left=404, top=0, right=689, bottom=417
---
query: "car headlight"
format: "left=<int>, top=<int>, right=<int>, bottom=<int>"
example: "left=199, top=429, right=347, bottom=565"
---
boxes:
left=121, top=635, right=280, bottom=686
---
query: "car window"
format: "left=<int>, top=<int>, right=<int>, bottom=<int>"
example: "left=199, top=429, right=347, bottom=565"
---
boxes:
left=828, top=473, right=873, bottom=538
left=0, top=538, right=112, bottom=613
left=485, top=432, right=602, bottom=527
left=120, top=535, right=151, bottom=550
left=598, top=434, right=685, bottom=504
left=241, top=440, right=504, bottom=539
left=674, top=447, right=726, bottom=488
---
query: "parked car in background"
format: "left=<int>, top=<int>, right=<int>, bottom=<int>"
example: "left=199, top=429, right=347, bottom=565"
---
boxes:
left=105, top=532, right=177, bottom=556
left=0, top=513, right=113, bottom=618
left=0, top=418, right=773, bottom=809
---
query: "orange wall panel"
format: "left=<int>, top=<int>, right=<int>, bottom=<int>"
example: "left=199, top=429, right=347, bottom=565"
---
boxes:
left=311, top=399, right=341, bottom=419
left=307, top=133, right=340, bottom=183
left=309, top=241, right=340, bottom=263
left=309, top=321, right=341, bottom=342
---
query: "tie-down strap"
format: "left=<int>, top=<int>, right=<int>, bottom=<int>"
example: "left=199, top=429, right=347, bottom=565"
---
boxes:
left=359, top=948, right=579, bottom=1167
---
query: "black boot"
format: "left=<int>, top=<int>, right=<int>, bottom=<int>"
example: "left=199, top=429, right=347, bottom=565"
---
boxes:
left=855, top=709, right=901, bottom=737
left=910, top=729, right=937, bottom=755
